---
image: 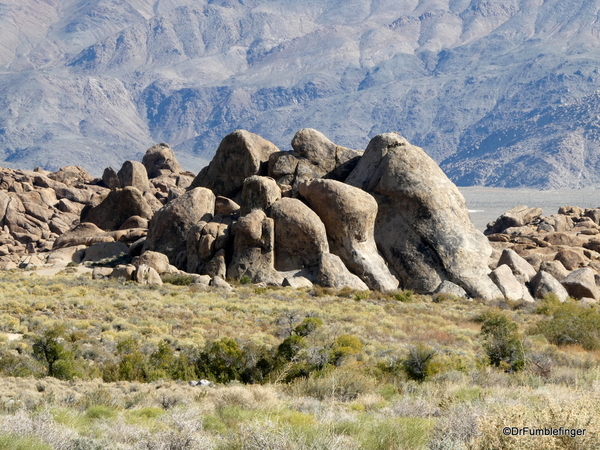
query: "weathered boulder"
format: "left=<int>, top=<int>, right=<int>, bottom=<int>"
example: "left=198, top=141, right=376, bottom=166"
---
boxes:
left=497, top=249, right=537, bottom=282
left=268, top=151, right=299, bottom=183
left=316, top=253, right=369, bottom=290
left=190, top=130, right=279, bottom=198
left=82, top=187, right=153, bottom=231
left=143, top=187, right=215, bottom=267
left=142, top=143, right=183, bottom=178
left=240, top=176, right=281, bottom=214
left=282, top=276, right=313, bottom=289
left=53, top=223, right=114, bottom=249
left=46, top=245, right=86, bottom=266
left=539, top=260, right=570, bottom=281
left=346, top=133, right=501, bottom=300
left=485, top=205, right=543, bottom=234
left=110, top=264, right=136, bottom=281
left=215, top=196, right=240, bottom=216
left=227, top=209, right=282, bottom=285
left=561, top=268, right=598, bottom=300
left=48, top=166, right=93, bottom=186
left=133, top=251, right=173, bottom=275
left=489, top=264, right=534, bottom=302
left=102, top=167, right=120, bottom=190
left=585, top=208, right=600, bottom=225
left=119, top=215, right=149, bottom=230
left=210, top=275, right=233, bottom=291
left=92, top=267, right=113, bottom=280
left=554, top=248, right=587, bottom=271
left=291, top=128, right=362, bottom=180
left=434, top=281, right=468, bottom=298
left=135, top=264, right=163, bottom=286
left=118, top=161, right=149, bottom=193
left=529, top=271, right=569, bottom=302
left=558, top=205, right=584, bottom=216
left=269, top=197, right=329, bottom=271
left=82, top=242, right=128, bottom=262
left=299, top=179, right=398, bottom=292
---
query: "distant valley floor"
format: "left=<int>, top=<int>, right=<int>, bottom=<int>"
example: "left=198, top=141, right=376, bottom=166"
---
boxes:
left=460, top=187, right=600, bottom=231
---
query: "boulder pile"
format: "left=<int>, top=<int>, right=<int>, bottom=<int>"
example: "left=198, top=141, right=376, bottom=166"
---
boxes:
left=2, top=128, right=590, bottom=303
left=485, top=205, right=600, bottom=302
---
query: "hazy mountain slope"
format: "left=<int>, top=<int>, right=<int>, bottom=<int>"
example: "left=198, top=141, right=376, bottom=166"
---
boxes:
left=2, top=0, right=600, bottom=186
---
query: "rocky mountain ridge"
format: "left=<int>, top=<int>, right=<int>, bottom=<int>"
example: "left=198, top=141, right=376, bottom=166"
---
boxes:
left=3, top=0, right=600, bottom=187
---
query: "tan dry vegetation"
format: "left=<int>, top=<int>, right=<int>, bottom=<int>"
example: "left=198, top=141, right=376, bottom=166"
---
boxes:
left=0, top=271, right=597, bottom=448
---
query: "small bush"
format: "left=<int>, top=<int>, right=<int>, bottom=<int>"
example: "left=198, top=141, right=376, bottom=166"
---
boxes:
left=402, top=345, right=437, bottom=381
left=330, top=335, right=364, bottom=366
left=161, top=274, right=195, bottom=286
left=480, top=311, right=525, bottom=372
left=392, top=290, right=414, bottom=303
left=533, top=301, right=600, bottom=350
left=239, top=276, right=252, bottom=285
left=0, top=434, right=52, bottom=450
left=198, top=338, right=245, bottom=383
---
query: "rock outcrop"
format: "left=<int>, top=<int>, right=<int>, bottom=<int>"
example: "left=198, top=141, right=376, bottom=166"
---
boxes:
left=346, top=133, right=501, bottom=300
left=299, top=179, right=398, bottom=292
left=142, top=188, right=215, bottom=267
left=190, top=130, right=279, bottom=198
left=8, top=128, right=596, bottom=302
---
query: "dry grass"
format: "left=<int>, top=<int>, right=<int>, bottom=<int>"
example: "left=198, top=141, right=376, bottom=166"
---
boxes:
left=0, top=272, right=597, bottom=448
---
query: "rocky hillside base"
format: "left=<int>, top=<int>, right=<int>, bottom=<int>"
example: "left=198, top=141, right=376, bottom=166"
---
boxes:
left=0, top=128, right=595, bottom=303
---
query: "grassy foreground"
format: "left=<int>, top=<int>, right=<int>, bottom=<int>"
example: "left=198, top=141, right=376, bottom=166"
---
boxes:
left=0, top=271, right=597, bottom=449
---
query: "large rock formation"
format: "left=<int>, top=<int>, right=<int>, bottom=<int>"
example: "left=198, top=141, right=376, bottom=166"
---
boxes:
left=190, top=130, right=279, bottom=198
left=10, top=128, right=598, bottom=302
left=142, top=187, right=215, bottom=267
left=142, top=143, right=183, bottom=178
left=346, top=133, right=501, bottom=300
left=299, top=179, right=398, bottom=292
left=269, top=197, right=329, bottom=271
left=82, top=187, right=153, bottom=231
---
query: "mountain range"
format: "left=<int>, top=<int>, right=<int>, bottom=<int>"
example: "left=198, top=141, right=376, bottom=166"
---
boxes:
left=2, top=0, right=600, bottom=188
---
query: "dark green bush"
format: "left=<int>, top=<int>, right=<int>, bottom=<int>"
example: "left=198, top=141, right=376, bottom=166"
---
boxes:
left=197, top=337, right=245, bottom=383
left=293, top=317, right=323, bottom=337
left=402, top=344, right=437, bottom=381
left=479, top=311, right=525, bottom=372
left=534, top=301, right=600, bottom=350
left=277, top=335, right=306, bottom=362
left=31, top=325, right=79, bottom=380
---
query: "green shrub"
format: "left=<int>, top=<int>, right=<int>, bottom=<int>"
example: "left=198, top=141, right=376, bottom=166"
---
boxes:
left=85, top=405, right=118, bottom=420
left=402, top=344, right=437, bottom=381
left=198, top=337, right=245, bottom=383
left=330, top=334, right=364, bottom=366
left=31, top=326, right=79, bottom=380
left=534, top=301, right=600, bottom=350
left=392, top=290, right=415, bottom=302
left=116, top=337, right=149, bottom=382
left=277, top=335, right=306, bottom=362
left=0, top=434, right=52, bottom=450
left=239, top=275, right=252, bottom=285
left=480, top=311, right=525, bottom=372
left=293, top=317, right=323, bottom=337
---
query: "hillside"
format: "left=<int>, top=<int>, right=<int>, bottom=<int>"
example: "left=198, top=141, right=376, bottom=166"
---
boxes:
left=3, top=0, right=600, bottom=187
